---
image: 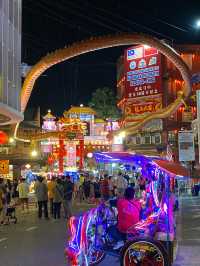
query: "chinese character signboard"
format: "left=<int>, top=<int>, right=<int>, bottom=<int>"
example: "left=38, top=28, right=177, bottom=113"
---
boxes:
left=178, top=131, right=195, bottom=162
left=0, top=160, right=9, bottom=174
left=66, top=141, right=77, bottom=168
left=182, top=111, right=193, bottom=122
left=124, top=95, right=162, bottom=122
left=124, top=45, right=162, bottom=98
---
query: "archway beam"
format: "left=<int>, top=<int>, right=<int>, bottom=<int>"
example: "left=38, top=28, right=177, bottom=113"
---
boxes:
left=20, top=33, right=192, bottom=137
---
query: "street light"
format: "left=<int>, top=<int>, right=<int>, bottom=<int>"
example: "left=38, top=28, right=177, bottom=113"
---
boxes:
left=87, top=152, right=93, bottom=158
left=119, top=131, right=126, bottom=139
left=25, top=164, right=31, bottom=169
left=9, top=137, right=15, bottom=143
left=31, top=150, right=38, bottom=157
left=196, top=19, right=200, bottom=29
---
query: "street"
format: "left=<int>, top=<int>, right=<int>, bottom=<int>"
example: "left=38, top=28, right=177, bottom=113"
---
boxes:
left=173, top=195, right=200, bottom=266
left=0, top=196, right=200, bottom=266
left=0, top=211, right=66, bottom=266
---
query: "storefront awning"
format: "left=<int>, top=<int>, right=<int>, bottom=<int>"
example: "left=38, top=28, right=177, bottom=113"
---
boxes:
left=153, top=160, right=190, bottom=177
left=93, top=152, right=160, bottom=164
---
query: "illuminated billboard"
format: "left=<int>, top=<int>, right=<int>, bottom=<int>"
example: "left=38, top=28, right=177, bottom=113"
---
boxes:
left=124, top=45, right=162, bottom=98
left=125, top=96, right=162, bottom=117
left=124, top=95, right=162, bottom=123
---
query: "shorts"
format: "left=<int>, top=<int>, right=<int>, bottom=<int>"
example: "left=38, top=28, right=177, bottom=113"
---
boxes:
left=20, top=198, right=28, bottom=204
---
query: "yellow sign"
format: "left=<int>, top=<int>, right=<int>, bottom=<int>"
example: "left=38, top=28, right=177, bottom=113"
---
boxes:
left=0, top=160, right=9, bottom=174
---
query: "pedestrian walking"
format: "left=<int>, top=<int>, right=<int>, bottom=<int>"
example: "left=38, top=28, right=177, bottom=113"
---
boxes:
left=93, top=178, right=101, bottom=204
left=89, top=177, right=95, bottom=203
left=12, top=179, right=19, bottom=204
left=116, top=173, right=128, bottom=197
left=5, top=180, right=12, bottom=205
left=138, top=176, right=146, bottom=191
left=16, top=178, right=29, bottom=212
left=35, top=176, right=49, bottom=219
left=108, top=176, right=114, bottom=197
left=63, top=176, right=74, bottom=219
left=83, top=176, right=90, bottom=201
left=47, top=176, right=56, bottom=216
left=0, top=178, right=7, bottom=224
left=53, top=178, right=63, bottom=219
left=100, top=175, right=109, bottom=200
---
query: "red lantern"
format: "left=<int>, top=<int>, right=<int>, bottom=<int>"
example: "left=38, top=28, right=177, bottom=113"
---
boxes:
left=0, top=131, right=8, bottom=144
left=47, top=155, right=54, bottom=165
left=76, top=146, right=80, bottom=157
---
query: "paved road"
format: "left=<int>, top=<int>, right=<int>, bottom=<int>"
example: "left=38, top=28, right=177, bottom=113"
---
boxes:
left=0, top=212, right=66, bottom=266
left=0, top=196, right=199, bottom=266
left=173, top=195, right=200, bottom=266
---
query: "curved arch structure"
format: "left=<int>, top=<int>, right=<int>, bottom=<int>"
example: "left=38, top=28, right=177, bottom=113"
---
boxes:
left=19, top=33, right=192, bottom=139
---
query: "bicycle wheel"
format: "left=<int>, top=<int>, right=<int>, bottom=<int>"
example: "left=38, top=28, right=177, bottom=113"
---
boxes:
left=87, top=250, right=106, bottom=265
left=120, top=239, right=169, bottom=266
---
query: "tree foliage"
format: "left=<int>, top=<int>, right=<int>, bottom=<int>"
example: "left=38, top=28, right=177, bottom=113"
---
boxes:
left=88, top=87, right=120, bottom=120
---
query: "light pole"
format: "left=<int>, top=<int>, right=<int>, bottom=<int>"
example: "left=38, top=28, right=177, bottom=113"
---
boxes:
left=196, top=20, right=200, bottom=29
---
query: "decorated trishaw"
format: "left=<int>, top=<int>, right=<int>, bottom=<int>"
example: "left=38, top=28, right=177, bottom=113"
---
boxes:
left=65, top=152, right=189, bottom=266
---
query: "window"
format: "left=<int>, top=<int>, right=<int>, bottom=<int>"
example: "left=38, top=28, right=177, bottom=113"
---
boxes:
left=154, top=133, right=161, bottom=144
left=136, top=135, right=141, bottom=145
left=24, top=142, right=30, bottom=148
left=144, top=134, right=151, bottom=144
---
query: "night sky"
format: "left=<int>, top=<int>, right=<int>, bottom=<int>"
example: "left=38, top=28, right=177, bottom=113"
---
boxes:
left=23, top=0, right=200, bottom=116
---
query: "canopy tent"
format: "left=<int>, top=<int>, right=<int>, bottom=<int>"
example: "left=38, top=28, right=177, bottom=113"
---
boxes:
left=153, top=160, right=190, bottom=177
left=93, top=152, right=189, bottom=177
left=94, top=152, right=159, bottom=163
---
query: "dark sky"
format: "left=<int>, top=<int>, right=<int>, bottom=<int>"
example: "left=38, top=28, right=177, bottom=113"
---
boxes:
left=23, top=0, right=200, bottom=116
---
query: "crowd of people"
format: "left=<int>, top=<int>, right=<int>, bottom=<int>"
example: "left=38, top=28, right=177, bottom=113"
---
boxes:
left=77, top=171, right=147, bottom=203
left=0, top=175, right=74, bottom=224
left=0, top=178, right=19, bottom=225
left=0, top=171, right=147, bottom=225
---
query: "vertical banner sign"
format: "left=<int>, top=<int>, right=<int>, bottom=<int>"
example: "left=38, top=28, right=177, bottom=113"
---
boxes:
left=178, top=131, right=195, bottom=162
left=66, top=141, right=77, bottom=168
left=0, top=160, right=9, bottom=174
left=81, top=121, right=90, bottom=136
left=124, top=45, right=162, bottom=98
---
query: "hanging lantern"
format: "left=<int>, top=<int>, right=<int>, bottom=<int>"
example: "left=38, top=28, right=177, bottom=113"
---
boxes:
left=0, top=131, right=8, bottom=144
left=76, top=145, right=80, bottom=157
left=47, top=155, right=55, bottom=165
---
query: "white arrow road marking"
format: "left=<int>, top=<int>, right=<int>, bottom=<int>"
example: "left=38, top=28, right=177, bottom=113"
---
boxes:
left=192, top=214, right=200, bottom=218
left=25, top=226, right=38, bottom=232
left=0, top=237, right=8, bottom=242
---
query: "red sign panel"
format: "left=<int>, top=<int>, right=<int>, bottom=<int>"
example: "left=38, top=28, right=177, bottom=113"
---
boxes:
left=66, top=141, right=77, bottom=168
left=124, top=96, right=162, bottom=122
left=124, top=45, right=162, bottom=98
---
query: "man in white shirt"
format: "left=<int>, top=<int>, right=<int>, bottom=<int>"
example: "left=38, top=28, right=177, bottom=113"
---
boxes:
left=17, top=178, right=29, bottom=212
left=116, top=173, right=128, bottom=197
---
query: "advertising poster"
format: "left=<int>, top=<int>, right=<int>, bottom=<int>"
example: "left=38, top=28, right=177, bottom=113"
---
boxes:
left=178, top=131, right=195, bottom=162
left=124, top=45, right=162, bottom=98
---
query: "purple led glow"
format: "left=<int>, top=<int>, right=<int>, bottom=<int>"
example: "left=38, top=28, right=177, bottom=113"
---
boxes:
left=66, top=153, right=178, bottom=265
left=151, top=181, right=160, bottom=207
left=163, top=203, right=168, bottom=214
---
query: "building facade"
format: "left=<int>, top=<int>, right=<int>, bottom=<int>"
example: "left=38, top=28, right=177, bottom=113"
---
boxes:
left=117, top=44, right=200, bottom=158
left=0, top=0, right=23, bottom=124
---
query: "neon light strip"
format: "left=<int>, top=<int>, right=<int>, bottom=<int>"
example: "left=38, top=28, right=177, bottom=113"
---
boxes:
left=151, top=181, right=159, bottom=207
